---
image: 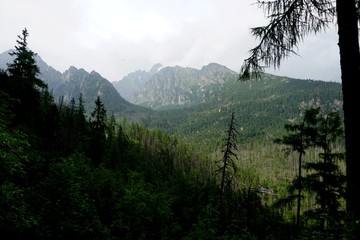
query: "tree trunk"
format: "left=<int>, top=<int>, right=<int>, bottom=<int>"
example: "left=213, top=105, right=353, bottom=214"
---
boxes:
left=336, top=0, right=360, bottom=219
left=296, top=151, right=303, bottom=233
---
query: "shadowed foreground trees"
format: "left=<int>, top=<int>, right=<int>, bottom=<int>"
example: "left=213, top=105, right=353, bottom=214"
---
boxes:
left=274, top=107, right=319, bottom=232
left=0, top=29, right=282, bottom=239
left=302, top=108, right=346, bottom=238
left=274, top=103, right=346, bottom=238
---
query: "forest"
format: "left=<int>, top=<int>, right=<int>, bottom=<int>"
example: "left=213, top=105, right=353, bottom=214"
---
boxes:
left=0, top=29, right=357, bottom=239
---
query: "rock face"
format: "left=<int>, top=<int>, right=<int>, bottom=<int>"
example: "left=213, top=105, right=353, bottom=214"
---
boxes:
left=55, top=66, right=131, bottom=114
left=112, top=63, right=165, bottom=102
left=113, top=62, right=237, bottom=109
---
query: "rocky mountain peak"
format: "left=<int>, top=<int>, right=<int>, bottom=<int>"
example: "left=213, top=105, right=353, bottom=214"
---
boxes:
left=201, top=62, right=236, bottom=74
left=127, top=63, right=238, bottom=109
left=90, top=70, right=102, bottom=77
left=68, top=66, right=79, bottom=72
left=149, top=63, right=163, bottom=74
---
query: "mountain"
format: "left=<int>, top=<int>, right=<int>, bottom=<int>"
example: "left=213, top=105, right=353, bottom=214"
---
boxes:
left=112, top=63, right=162, bottom=102
left=0, top=49, right=14, bottom=69
left=0, top=50, right=149, bottom=119
left=0, top=49, right=64, bottom=95
left=34, top=53, right=65, bottom=90
left=140, top=73, right=343, bottom=145
left=1, top=49, right=343, bottom=146
left=113, top=63, right=342, bottom=146
left=55, top=66, right=133, bottom=114
left=113, top=63, right=237, bottom=109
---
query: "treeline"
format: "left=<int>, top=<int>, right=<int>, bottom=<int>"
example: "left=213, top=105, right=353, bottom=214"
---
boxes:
left=0, top=29, right=354, bottom=239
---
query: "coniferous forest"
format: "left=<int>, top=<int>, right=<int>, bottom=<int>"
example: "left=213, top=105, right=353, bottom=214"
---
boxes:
left=0, top=29, right=356, bottom=239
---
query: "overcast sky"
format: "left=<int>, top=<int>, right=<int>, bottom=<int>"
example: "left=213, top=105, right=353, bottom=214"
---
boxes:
left=0, top=0, right=341, bottom=82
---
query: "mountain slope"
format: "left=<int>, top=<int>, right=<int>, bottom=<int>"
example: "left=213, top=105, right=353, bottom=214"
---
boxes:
left=112, top=63, right=342, bottom=146
left=141, top=73, right=343, bottom=145
left=113, top=63, right=237, bottom=109
left=55, top=66, right=131, bottom=114
left=112, top=63, right=163, bottom=102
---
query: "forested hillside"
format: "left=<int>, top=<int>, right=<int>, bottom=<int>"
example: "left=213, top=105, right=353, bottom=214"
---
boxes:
left=0, top=29, right=353, bottom=239
left=142, top=73, right=343, bottom=147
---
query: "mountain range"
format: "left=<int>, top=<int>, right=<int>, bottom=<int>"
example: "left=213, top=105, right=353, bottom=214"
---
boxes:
left=113, top=62, right=237, bottom=109
left=0, top=50, right=150, bottom=122
left=0, top=50, right=343, bottom=146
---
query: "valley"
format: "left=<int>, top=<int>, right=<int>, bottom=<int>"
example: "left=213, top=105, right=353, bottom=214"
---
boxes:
left=0, top=46, right=346, bottom=239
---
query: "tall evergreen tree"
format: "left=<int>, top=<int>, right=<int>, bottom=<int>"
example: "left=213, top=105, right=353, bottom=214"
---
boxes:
left=6, top=28, right=47, bottom=127
left=7, top=28, right=45, bottom=90
left=302, top=109, right=346, bottom=236
left=216, top=112, right=239, bottom=234
left=240, top=0, right=360, bottom=220
left=217, top=112, right=239, bottom=204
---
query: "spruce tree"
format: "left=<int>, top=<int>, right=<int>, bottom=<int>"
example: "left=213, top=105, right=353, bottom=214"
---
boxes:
left=302, top=109, right=346, bottom=236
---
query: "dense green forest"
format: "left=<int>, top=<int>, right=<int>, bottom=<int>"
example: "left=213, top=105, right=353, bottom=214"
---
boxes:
left=0, top=29, right=356, bottom=239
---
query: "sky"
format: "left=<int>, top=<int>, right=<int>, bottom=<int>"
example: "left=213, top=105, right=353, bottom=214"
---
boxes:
left=0, top=0, right=341, bottom=82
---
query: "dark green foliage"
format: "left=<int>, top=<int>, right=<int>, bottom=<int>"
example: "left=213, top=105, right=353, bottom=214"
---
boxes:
left=301, top=109, right=346, bottom=238
left=0, top=96, right=34, bottom=236
left=38, top=154, right=106, bottom=238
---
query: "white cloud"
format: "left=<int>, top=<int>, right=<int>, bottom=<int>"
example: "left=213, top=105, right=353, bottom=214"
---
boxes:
left=0, top=0, right=341, bottom=82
